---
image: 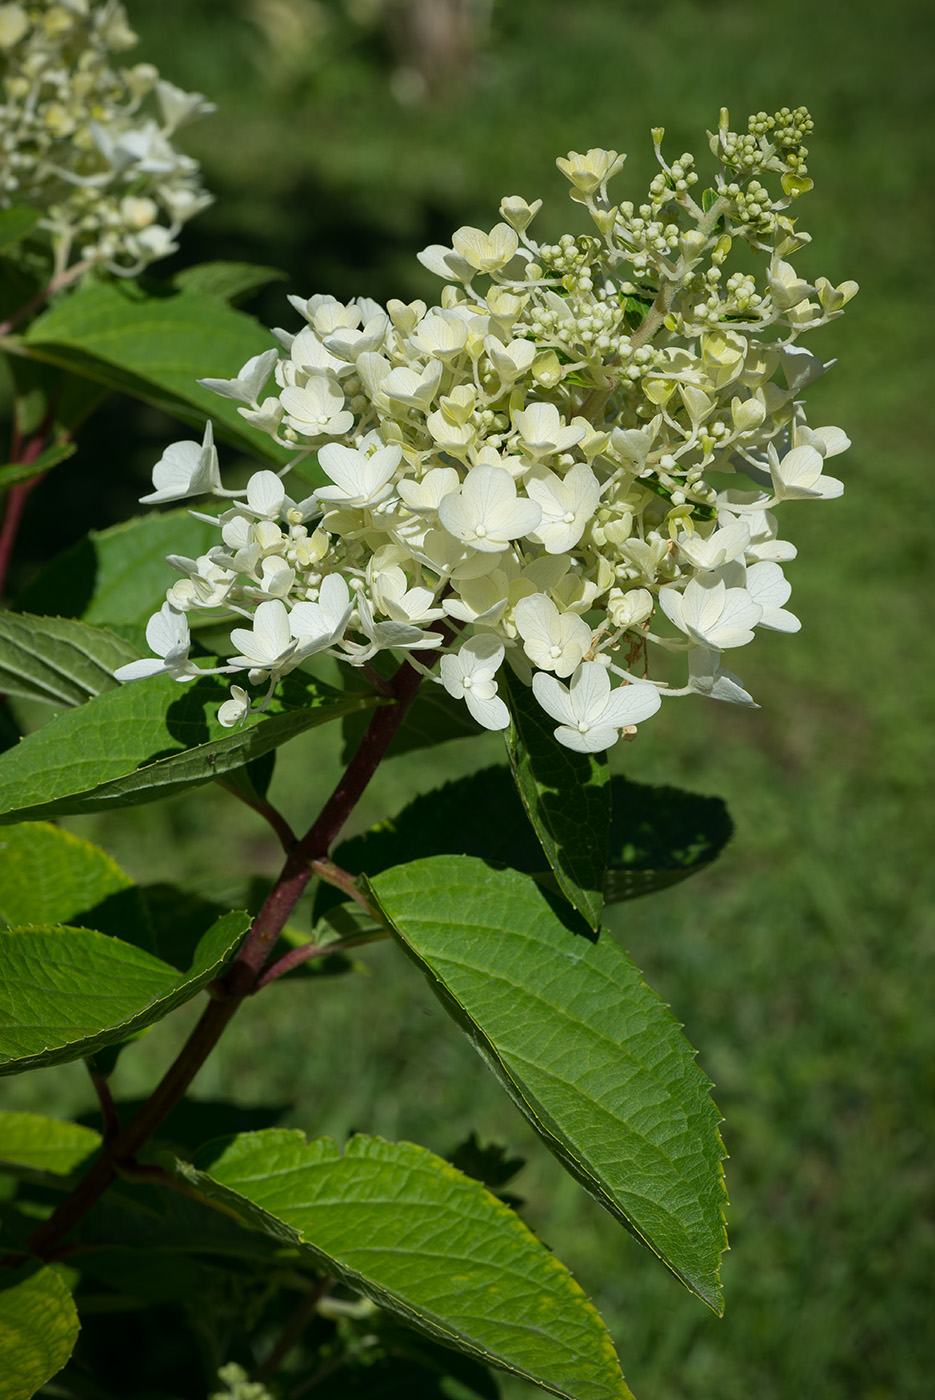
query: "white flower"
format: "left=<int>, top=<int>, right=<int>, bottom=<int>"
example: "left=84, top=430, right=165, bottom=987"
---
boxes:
left=768, top=443, right=844, bottom=501
left=114, top=603, right=200, bottom=682
left=438, top=465, right=541, bottom=553
left=229, top=600, right=299, bottom=678
left=371, top=568, right=445, bottom=625
left=767, top=259, right=816, bottom=311
left=686, top=648, right=758, bottom=706
left=515, top=594, right=593, bottom=678
left=354, top=595, right=443, bottom=655
left=450, top=222, right=519, bottom=274
left=140, top=421, right=219, bottom=503
left=198, top=349, right=278, bottom=406
left=440, top=636, right=510, bottom=730
left=316, top=443, right=401, bottom=509
left=217, top=685, right=251, bottom=728
left=288, top=574, right=353, bottom=655
left=512, top=402, right=586, bottom=460
left=659, top=574, right=762, bottom=649
left=279, top=375, right=354, bottom=438
left=555, top=148, right=626, bottom=195
left=525, top=463, right=601, bottom=553
left=533, top=663, right=661, bottom=752
left=382, top=360, right=443, bottom=412
left=676, top=517, right=751, bottom=572
left=322, top=314, right=389, bottom=364
left=166, top=554, right=236, bottom=610
left=745, top=562, right=800, bottom=632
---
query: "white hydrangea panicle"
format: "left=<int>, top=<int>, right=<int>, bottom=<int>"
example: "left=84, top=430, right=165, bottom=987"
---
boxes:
left=120, top=105, right=852, bottom=753
left=0, top=0, right=214, bottom=275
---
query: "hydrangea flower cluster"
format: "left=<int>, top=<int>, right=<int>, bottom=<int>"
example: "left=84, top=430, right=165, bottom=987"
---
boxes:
left=120, top=107, right=856, bottom=753
left=0, top=0, right=214, bottom=275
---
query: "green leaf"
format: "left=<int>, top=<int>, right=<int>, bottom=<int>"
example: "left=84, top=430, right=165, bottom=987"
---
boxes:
left=369, top=856, right=727, bottom=1312
left=324, top=770, right=730, bottom=925
left=20, top=280, right=290, bottom=464
left=0, top=614, right=141, bottom=707
left=502, top=669, right=609, bottom=930
left=0, top=670, right=378, bottom=824
left=0, top=909, right=249, bottom=1074
left=0, top=1264, right=79, bottom=1400
left=604, top=777, right=733, bottom=903
left=0, top=1113, right=101, bottom=1177
left=5, top=353, right=110, bottom=441
left=0, top=441, right=75, bottom=494
left=181, top=1130, right=631, bottom=1400
left=0, top=208, right=41, bottom=254
left=14, top=508, right=224, bottom=626
left=0, top=822, right=136, bottom=931
left=171, top=260, right=286, bottom=304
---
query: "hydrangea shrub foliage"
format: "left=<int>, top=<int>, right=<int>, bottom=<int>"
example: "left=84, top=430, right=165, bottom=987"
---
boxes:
left=0, top=11, right=854, bottom=1396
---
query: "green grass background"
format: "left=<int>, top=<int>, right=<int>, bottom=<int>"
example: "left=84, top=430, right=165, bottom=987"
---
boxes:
left=4, top=0, right=934, bottom=1396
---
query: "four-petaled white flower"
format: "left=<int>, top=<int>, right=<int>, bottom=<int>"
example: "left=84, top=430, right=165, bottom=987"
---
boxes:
left=279, top=375, right=354, bottom=438
left=438, top=465, right=541, bottom=553
left=533, top=663, right=661, bottom=753
left=114, top=603, right=201, bottom=682
left=658, top=575, right=762, bottom=649
left=768, top=443, right=844, bottom=501
left=198, top=349, right=278, bottom=406
left=745, top=562, right=800, bottom=632
left=229, top=600, right=299, bottom=679
left=512, top=403, right=587, bottom=460
left=288, top=574, right=354, bottom=656
left=316, top=443, right=401, bottom=509
left=140, top=421, right=219, bottom=504
left=515, top=594, right=593, bottom=678
left=526, top=463, right=601, bottom=553
left=440, top=636, right=510, bottom=730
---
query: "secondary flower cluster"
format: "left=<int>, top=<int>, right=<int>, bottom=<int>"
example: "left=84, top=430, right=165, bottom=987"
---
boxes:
left=0, top=0, right=214, bottom=275
left=120, top=107, right=856, bottom=753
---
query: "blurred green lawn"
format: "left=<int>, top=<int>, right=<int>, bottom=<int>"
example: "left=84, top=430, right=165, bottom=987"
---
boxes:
left=5, top=1, right=934, bottom=1396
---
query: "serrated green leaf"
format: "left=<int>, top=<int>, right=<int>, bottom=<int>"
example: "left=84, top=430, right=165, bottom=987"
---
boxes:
left=0, top=670, right=378, bottom=824
left=0, top=208, right=41, bottom=253
left=171, top=260, right=285, bottom=304
left=502, top=670, right=609, bottom=930
left=369, top=856, right=727, bottom=1312
left=0, top=1264, right=79, bottom=1400
left=0, top=441, right=75, bottom=494
left=20, top=281, right=290, bottom=464
left=0, top=615, right=141, bottom=707
left=0, top=1113, right=101, bottom=1177
left=14, top=508, right=224, bottom=625
left=180, top=1129, right=631, bottom=1400
left=0, top=822, right=136, bottom=930
left=0, top=909, right=249, bottom=1074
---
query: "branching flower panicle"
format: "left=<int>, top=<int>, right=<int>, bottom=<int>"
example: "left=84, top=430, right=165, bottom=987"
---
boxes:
left=0, top=0, right=214, bottom=276
left=121, top=106, right=856, bottom=754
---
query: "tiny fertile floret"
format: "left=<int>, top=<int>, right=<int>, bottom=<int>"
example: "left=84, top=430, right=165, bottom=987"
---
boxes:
left=119, top=107, right=856, bottom=754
